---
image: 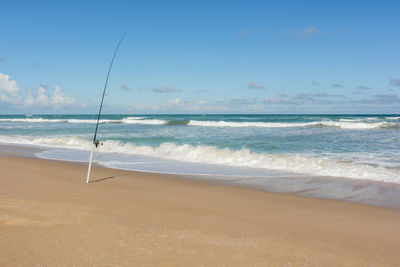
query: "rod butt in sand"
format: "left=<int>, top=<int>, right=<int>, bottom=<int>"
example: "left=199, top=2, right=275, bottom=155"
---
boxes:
left=86, top=143, right=95, bottom=183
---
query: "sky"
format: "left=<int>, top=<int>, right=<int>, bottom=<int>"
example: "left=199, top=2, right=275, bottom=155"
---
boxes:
left=1, top=0, right=399, bottom=114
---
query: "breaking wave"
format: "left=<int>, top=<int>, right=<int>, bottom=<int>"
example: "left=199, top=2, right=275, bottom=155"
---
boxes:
left=0, top=135, right=399, bottom=183
left=0, top=117, right=165, bottom=125
left=188, top=120, right=318, bottom=128
left=317, top=121, right=398, bottom=129
left=188, top=120, right=399, bottom=129
left=1, top=117, right=399, bottom=129
left=121, top=117, right=166, bottom=125
left=0, top=118, right=118, bottom=124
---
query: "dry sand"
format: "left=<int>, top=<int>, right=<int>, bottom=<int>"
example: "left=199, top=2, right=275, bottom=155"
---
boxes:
left=1, top=152, right=400, bottom=266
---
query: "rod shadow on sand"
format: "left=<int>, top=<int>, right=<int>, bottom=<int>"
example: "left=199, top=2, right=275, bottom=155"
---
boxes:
left=89, top=172, right=131, bottom=183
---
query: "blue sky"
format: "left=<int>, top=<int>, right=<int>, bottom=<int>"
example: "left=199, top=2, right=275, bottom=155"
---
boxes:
left=1, top=0, right=399, bottom=114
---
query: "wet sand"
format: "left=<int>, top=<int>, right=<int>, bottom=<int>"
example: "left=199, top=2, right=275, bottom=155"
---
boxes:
left=1, top=152, right=400, bottom=266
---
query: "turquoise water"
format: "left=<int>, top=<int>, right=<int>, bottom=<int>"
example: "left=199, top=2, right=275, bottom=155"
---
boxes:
left=1, top=114, right=400, bottom=183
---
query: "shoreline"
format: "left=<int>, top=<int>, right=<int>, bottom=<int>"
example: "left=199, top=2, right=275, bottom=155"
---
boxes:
left=2, top=142, right=400, bottom=210
left=1, top=148, right=400, bottom=265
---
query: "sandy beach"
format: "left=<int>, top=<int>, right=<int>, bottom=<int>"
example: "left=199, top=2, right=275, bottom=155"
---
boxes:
left=1, top=151, right=400, bottom=266
left=2, top=0, right=400, bottom=265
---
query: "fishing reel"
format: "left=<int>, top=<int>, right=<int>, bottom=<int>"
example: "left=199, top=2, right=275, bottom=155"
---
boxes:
left=94, top=140, right=103, bottom=148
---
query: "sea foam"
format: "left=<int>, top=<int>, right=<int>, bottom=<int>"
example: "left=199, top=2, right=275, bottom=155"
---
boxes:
left=0, top=135, right=398, bottom=183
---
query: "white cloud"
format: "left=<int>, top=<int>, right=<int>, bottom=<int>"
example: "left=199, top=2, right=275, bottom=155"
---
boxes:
left=0, top=73, right=20, bottom=95
left=36, top=86, right=50, bottom=107
left=28, top=85, right=75, bottom=108
left=285, top=26, right=320, bottom=40
left=0, top=72, right=75, bottom=110
left=124, top=91, right=386, bottom=113
left=0, top=73, right=22, bottom=104
left=23, top=88, right=35, bottom=106
left=51, top=86, right=75, bottom=108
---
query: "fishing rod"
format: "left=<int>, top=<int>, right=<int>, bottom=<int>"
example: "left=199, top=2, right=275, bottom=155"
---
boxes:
left=86, top=33, right=126, bottom=184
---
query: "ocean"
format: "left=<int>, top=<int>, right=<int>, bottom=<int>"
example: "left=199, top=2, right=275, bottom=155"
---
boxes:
left=1, top=114, right=400, bottom=207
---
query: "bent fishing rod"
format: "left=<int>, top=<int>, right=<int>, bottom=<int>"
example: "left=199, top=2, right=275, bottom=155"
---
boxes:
left=86, top=33, right=126, bottom=184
